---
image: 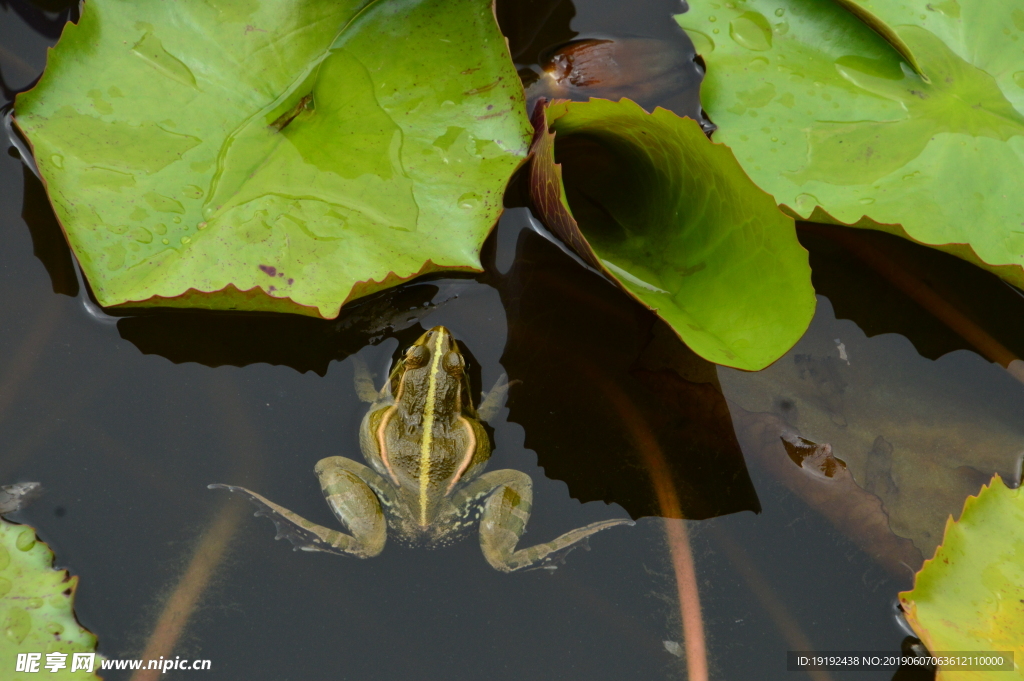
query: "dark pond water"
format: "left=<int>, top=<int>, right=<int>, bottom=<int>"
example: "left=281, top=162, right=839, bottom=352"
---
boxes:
left=3, top=0, right=1024, bottom=679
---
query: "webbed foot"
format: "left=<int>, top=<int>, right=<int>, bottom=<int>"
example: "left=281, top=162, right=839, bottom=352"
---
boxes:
left=209, top=465, right=387, bottom=559
left=454, top=470, right=633, bottom=573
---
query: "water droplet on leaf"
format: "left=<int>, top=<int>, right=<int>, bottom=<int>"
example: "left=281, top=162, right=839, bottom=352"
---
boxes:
left=794, top=193, right=820, bottom=211
left=729, top=12, right=773, bottom=51
left=4, top=608, right=30, bottom=644
left=458, top=192, right=481, bottom=209
left=16, top=529, right=35, bottom=551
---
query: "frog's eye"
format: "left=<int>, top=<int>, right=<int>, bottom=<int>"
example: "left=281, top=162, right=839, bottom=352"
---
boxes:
left=442, top=350, right=464, bottom=376
left=405, top=344, right=430, bottom=368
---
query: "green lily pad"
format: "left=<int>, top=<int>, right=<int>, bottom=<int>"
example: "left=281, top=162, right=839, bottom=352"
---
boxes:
left=528, top=98, right=815, bottom=370
left=899, top=475, right=1024, bottom=673
left=14, top=0, right=531, bottom=318
left=0, top=519, right=100, bottom=678
left=677, top=0, right=1024, bottom=290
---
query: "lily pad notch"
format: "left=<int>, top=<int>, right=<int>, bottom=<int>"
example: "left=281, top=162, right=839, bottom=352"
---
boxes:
left=677, top=0, right=1024, bottom=291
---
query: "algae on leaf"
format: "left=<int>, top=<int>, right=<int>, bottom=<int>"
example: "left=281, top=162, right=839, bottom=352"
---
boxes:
left=0, top=519, right=100, bottom=679
left=15, top=0, right=532, bottom=318
left=899, top=475, right=1024, bottom=678
left=529, top=98, right=815, bottom=371
left=678, top=0, right=1024, bottom=289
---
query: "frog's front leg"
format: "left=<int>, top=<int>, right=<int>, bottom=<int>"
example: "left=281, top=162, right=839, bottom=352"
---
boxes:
left=477, top=373, right=513, bottom=422
left=351, top=355, right=382, bottom=403
left=453, top=470, right=633, bottom=573
left=209, top=457, right=389, bottom=558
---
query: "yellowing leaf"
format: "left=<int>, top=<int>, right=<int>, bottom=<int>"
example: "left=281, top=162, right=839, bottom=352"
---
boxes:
left=900, top=475, right=1024, bottom=679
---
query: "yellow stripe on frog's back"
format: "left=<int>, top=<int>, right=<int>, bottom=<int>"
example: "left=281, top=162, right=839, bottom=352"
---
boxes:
left=417, top=332, right=445, bottom=526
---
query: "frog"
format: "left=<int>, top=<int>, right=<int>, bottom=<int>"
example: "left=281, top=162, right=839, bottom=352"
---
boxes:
left=210, top=326, right=632, bottom=572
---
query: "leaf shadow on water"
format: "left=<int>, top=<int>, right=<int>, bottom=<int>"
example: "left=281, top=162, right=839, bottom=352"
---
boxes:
left=19, top=165, right=77, bottom=296
left=797, top=222, right=1024, bottom=363
left=486, top=205, right=762, bottom=520
left=495, top=0, right=578, bottom=67
left=0, top=0, right=79, bottom=40
left=14, top=151, right=762, bottom=523
left=5, top=2, right=995, bottom=677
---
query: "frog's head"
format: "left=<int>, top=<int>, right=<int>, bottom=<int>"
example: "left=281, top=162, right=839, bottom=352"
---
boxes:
left=389, top=326, right=474, bottom=423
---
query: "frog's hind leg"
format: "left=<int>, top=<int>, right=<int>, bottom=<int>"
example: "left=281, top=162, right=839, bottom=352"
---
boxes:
left=314, top=456, right=395, bottom=557
left=458, top=470, right=634, bottom=573
left=209, top=456, right=388, bottom=559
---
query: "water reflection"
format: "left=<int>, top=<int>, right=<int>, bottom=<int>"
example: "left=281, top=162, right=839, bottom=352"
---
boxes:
left=496, top=0, right=707, bottom=120
left=493, top=209, right=760, bottom=520
left=1, top=0, right=78, bottom=39
left=11, top=124, right=760, bottom=524
left=117, top=283, right=445, bottom=375
left=532, top=37, right=699, bottom=113
left=799, top=222, right=1024, bottom=363
left=0, top=0, right=77, bottom=104
left=2, top=1, right=996, bottom=678
left=496, top=0, right=578, bottom=67
left=720, top=296, right=1024, bottom=564
left=19, top=165, right=77, bottom=295
left=211, top=324, right=635, bottom=574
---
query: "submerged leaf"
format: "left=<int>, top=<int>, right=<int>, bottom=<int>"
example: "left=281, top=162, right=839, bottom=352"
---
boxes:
left=719, top=297, right=1024, bottom=560
left=678, top=0, right=1024, bottom=289
left=528, top=97, right=815, bottom=371
left=899, top=475, right=1024, bottom=675
left=15, top=0, right=531, bottom=318
left=0, top=519, right=99, bottom=678
left=528, top=38, right=700, bottom=112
